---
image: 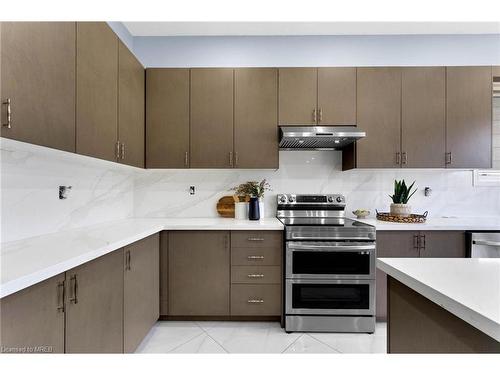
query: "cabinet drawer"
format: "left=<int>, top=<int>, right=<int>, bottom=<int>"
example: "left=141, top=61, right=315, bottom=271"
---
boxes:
left=231, top=247, right=281, bottom=266
left=231, top=266, right=281, bottom=284
left=231, top=231, right=282, bottom=248
left=231, top=284, right=281, bottom=316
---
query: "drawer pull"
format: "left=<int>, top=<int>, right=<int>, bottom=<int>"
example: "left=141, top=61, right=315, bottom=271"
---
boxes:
left=247, top=274, right=265, bottom=278
left=247, top=255, right=265, bottom=260
left=247, top=299, right=264, bottom=304
left=247, top=237, right=265, bottom=241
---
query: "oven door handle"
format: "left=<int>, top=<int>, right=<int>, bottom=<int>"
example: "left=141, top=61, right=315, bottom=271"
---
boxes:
left=472, top=240, right=500, bottom=247
left=287, top=243, right=375, bottom=251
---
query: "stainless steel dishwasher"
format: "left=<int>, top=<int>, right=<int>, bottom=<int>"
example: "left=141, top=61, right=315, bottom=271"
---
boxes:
left=467, top=232, right=500, bottom=258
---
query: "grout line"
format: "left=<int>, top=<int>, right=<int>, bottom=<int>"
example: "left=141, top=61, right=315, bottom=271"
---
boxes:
left=166, top=330, right=206, bottom=353
left=195, top=322, right=230, bottom=353
left=305, top=333, right=342, bottom=353
left=280, top=333, right=303, bottom=354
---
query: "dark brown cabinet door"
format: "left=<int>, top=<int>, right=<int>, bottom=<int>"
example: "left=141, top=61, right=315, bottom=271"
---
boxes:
left=168, top=231, right=230, bottom=316
left=356, top=68, right=402, bottom=168
left=118, top=41, right=145, bottom=168
left=234, top=68, right=278, bottom=169
left=146, top=69, right=190, bottom=168
left=1, top=22, right=76, bottom=152
left=402, top=67, right=446, bottom=168
left=159, top=231, right=169, bottom=315
left=0, top=274, right=65, bottom=353
left=76, top=22, right=118, bottom=162
left=376, top=231, right=420, bottom=321
left=446, top=66, right=492, bottom=168
left=190, top=69, right=234, bottom=168
left=419, top=231, right=466, bottom=258
left=317, top=68, right=357, bottom=125
left=278, top=68, right=317, bottom=125
left=123, top=234, right=159, bottom=353
left=65, top=250, right=124, bottom=353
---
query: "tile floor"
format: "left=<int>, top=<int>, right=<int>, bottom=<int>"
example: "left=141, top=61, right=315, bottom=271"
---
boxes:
left=135, top=321, right=387, bottom=354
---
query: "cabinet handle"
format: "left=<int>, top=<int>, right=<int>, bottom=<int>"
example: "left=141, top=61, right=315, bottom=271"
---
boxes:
left=247, top=255, right=265, bottom=260
left=234, top=152, right=239, bottom=167
left=312, top=108, right=317, bottom=123
left=402, top=152, right=407, bottom=165
left=2, top=99, right=11, bottom=128
left=413, top=234, right=420, bottom=250
left=318, top=108, right=323, bottom=122
left=57, top=281, right=65, bottom=312
left=229, top=151, right=233, bottom=167
left=247, top=274, right=265, bottom=278
left=247, top=299, right=264, bottom=304
left=120, top=143, right=125, bottom=160
left=396, top=152, right=401, bottom=165
left=184, top=151, right=189, bottom=167
left=69, top=275, right=78, bottom=304
left=125, top=250, right=131, bottom=271
left=445, top=152, right=452, bottom=165
left=420, top=234, right=426, bottom=250
left=115, top=141, right=121, bottom=160
left=247, top=237, right=264, bottom=241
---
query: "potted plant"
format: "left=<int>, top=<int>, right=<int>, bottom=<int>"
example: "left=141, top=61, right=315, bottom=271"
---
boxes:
left=231, top=179, right=271, bottom=220
left=389, top=179, right=417, bottom=217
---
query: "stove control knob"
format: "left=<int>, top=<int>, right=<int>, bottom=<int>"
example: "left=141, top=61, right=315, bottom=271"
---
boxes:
left=336, top=196, right=343, bottom=203
left=288, top=196, right=295, bottom=203
left=327, top=196, right=334, bottom=202
left=279, top=196, right=287, bottom=203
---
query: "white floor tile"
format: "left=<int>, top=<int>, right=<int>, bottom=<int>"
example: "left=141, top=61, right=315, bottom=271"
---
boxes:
left=170, top=333, right=227, bottom=353
left=309, top=332, right=386, bottom=353
left=202, top=321, right=301, bottom=353
left=135, top=321, right=205, bottom=353
left=283, top=334, right=339, bottom=354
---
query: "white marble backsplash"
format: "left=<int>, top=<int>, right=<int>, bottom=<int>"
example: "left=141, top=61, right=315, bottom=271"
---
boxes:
left=1, top=139, right=137, bottom=243
left=2, top=139, right=499, bottom=243
left=134, top=151, right=500, bottom=219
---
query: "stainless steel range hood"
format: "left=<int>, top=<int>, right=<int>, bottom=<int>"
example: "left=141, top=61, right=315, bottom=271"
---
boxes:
left=279, top=126, right=365, bottom=150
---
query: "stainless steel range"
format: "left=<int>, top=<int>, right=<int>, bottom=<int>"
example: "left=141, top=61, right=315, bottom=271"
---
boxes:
left=276, top=194, right=376, bottom=333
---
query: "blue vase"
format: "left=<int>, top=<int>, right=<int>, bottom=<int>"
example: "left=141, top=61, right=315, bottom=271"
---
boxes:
left=248, top=197, right=260, bottom=220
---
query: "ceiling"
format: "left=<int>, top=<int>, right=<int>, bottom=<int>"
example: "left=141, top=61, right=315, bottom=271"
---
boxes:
left=123, top=22, right=500, bottom=36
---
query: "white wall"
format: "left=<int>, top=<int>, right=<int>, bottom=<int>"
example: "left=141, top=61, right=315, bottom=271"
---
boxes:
left=132, top=34, right=500, bottom=67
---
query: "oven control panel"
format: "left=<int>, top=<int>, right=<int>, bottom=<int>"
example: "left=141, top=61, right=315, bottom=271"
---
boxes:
left=277, top=194, right=345, bottom=205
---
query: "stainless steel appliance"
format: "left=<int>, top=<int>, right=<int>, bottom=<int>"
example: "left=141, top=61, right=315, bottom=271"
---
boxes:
left=279, top=126, right=365, bottom=150
left=277, top=194, right=376, bottom=333
left=467, top=232, right=500, bottom=258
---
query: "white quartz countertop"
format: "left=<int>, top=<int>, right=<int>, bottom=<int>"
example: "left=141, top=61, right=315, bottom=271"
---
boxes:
left=377, top=258, right=500, bottom=341
left=0, top=217, right=283, bottom=298
left=355, top=216, right=500, bottom=231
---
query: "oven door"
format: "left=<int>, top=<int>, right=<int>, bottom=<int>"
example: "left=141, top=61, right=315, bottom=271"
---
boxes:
left=286, top=241, right=376, bottom=279
left=285, top=279, right=375, bottom=316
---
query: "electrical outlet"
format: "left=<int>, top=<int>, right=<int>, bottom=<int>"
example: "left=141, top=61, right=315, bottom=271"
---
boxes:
left=189, top=186, right=195, bottom=195
left=59, top=186, right=72, bottom=199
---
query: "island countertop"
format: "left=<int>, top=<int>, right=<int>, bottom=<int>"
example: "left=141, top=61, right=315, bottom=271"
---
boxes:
left=377, top=258, right=500, bottom=341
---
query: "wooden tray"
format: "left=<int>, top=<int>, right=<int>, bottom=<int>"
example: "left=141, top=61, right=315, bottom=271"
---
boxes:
left=376, top=210, right=428, bottom=223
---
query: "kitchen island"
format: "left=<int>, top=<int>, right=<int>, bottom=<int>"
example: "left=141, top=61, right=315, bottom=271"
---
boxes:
left=377, top=258, right=500, bottom=353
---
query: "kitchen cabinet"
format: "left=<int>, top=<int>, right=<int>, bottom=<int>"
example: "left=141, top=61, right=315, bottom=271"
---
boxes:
left=123, top=234, right=159, bottom=353
left=446, top=66, right=492, bottom=168
left=0, top=274, right=65, bottom=353
left=234, top=68, right=278, bottom=169
left=376, top=231, right=465, bottom=320
left=65, top=249, right=124, bottom=353
left=190, top=69, right=234, bottom=168
left=118, top=41, right=145, bottom=168
left=278, top=68, right=317, bottom=125
left=159, top=231, right=169, bottom=315
left=356, top=68, right=402, bottom=168
left=1, top=22, right=76, bottom=152
left=146, top=69, right=190, bottom=168
left=278, top=67, right=356, bottom=126
left=401, top=67, right=446, bottom=168
left=76, top=22, right=119, bottom=162
left=168, top=231, right=230, bottom=316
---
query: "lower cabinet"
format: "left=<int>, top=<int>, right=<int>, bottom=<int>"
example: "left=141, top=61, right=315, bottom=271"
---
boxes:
left=123, top=233, right=160, bottom=353
left=65, top=249, right=124, bottom=353
left=231, top=284, right=281, bottom=316
left=376, top=231, right=465, bottom=321
left=0, top=274, right=65, bottom=353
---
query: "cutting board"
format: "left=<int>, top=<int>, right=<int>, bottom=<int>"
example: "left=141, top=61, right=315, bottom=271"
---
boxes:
left=217, top=196, right=235, bottom=218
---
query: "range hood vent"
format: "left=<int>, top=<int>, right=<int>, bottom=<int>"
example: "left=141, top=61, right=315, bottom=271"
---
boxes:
left=279, top=126, right=365, bottom=150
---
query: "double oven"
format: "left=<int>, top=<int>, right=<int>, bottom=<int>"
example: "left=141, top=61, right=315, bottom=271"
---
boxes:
left=277, top=194, right=376, bottom=333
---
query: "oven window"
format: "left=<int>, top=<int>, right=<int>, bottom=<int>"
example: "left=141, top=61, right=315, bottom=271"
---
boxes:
left=292, top=251, right=370, bottom=275
left=292, top=283, right=369, bottom=310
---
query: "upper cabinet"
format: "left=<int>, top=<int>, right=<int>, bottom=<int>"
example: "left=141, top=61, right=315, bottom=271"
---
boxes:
left=1, top=22, right=76, bottom=151
left=356, top=68, right=402, bottom=168
left=234, top=68, right=278, bottom=169
left=446, top=66, right=492, bottom=169
left=146, top=69, right=190, bottom=168
left=76, top=22, right=119, bottom=162
left=118, top=41, right=145, bottom=168
left=278, top=67, right=356, bottom=126
left=401, top=67, right=446, bottom=168
left=190, top=69, right=234, bottom=168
